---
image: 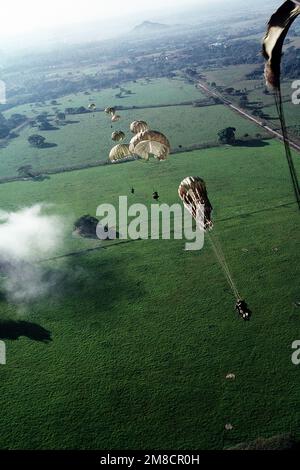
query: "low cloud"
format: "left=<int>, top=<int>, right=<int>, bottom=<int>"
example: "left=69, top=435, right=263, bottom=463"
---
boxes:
left=0, top=204, right=66, bottom=307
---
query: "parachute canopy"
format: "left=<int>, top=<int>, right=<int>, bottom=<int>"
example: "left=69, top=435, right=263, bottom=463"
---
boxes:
left=105, top=107, right=116, bottom=115
left=88, top=103, right=96, bottom=111
left=263, top=1, right=300, bottom=89
left=262, top=1, right=300, bottom=211
left=129, top=130, right=170, bottom=161
left=111, top=131, right=125, bottom=142
left=109, top=144, right=132, bottom=162
left=178, top=176, right=213, bottom=230
left=130, top=120, right=149, bottom=134
left=111, top=114, right=121, bottom=123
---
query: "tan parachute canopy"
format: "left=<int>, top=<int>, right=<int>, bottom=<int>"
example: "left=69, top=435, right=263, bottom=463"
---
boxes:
left=111, top=131, right=125, bottom=142
left=105, top=107, right=116, bottom=115
left=130, top=120, right=149, bottom=134
left=109, top=144, right=132, bottom=162
left=129, top=130, right=170, bottom=161
left=178, top=177, right=213, bottom=230
left=111, top=114, right=121, bottom=123
left=263, top=0, right=300, bottom=89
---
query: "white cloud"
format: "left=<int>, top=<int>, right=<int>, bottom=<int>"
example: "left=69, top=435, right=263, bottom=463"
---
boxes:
left=0, top=205, right=63, bottom=262
left=0, top=204, right=66, bottom=306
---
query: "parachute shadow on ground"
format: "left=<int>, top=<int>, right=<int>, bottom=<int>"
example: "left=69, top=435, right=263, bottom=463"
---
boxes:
left=0, top=320, right=52, bottom=343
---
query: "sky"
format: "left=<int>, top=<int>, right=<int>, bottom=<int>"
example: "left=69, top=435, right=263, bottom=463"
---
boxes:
left=1, top=0, right=206, bottom=37
left=0, top=0, right=278, bottom=53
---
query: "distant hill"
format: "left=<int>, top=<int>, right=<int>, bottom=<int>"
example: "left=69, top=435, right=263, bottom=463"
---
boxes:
left=131, top=21, right=169, bottom=35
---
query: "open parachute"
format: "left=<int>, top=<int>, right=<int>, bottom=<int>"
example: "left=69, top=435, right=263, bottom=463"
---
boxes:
left=109, top=144, right=132, bottom=163
left=262, top=0, right=300, bottom=209
left=263, top=0, right=300, bottom=90
left=178, top=177, right=213, bottom=231
left=129, top=130, right=170, bottom=161
left=111, top=131, right=125, bottom=142
left=104, top=107, right=121, bottom=122
left=88, top=103, right=96, bottom=111
left=130, top=121, right=149, bottom=134
left=105, top=107, right=116, bottom=116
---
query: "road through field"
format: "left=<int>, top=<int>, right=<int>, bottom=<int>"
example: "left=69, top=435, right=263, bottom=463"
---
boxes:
left=197, top=81, right=300, bottom=153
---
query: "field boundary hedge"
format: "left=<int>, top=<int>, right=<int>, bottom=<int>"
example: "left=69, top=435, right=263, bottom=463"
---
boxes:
left=0, top=137, right=273, bottom=185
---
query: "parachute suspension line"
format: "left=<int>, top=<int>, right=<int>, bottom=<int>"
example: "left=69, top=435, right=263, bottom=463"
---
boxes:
left=188, top=192, right=241, bottom=301
left=206, top=231, right=241, bottom=301
left=274, top=87, right=300, bottom=210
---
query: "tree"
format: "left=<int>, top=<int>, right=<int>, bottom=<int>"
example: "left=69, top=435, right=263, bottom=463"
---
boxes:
left=36, top=113, right=49, bottom=123
left=0, top=125, right=10, bottom=139
left=74, top=215, right=99, bottom=239
left=218, top=127, right=236, bottom=145
left=77, top=106, right=88, bottom=114
left=0, top=113, right=6, bottom=125
left=28, top=134, right=46, bottom=148
left=38, top=121, right=57, bottom=131
left=252, top=109, right=264, bottom=118
left=17, top=165, right=35, bottom=178
left=56, top=112, right=66, bottom=121
left=239, top=95, right=249, bottom=108
left=7, top=114, right=27, bottom=128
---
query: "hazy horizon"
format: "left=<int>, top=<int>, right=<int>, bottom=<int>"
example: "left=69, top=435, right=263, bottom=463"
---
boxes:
left=1, top=0, right=207, bottom=37
left=0, top=0, right=280, bottom=54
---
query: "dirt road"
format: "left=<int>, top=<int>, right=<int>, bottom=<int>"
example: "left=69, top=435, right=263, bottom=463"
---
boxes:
left=197, top=81, right=300, bottom=153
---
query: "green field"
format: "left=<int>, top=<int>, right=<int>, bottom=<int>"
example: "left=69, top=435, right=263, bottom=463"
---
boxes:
left=202, top=65, right=294, bottom=109
left=0, top=139, right=300, bottom=449
left=2, top=78, right=204, bottom=119
left=261, top=101, right=300, bottom=134
left=202, top=65, right=263, bottom=93
left=0, top=102, right=269, bottom=178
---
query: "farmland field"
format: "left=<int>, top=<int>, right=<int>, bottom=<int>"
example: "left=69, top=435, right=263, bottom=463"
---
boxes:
left=0, top=98, right=269, bottom=178
left=202, top=65, right=294, bottom=108
left=261, top=101, right=300, bottom=134
left=1, top=0, right=300, bottom=452
left=0, top=140, right=300, bottom=449
left=3, top=78, right=205, bottom=119
left=202, top=64, right=263, bottom=92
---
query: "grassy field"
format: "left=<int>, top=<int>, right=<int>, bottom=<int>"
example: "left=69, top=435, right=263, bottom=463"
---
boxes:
left=261, top=101, right=300, bottom=134
left=2, top=78, right=205, bottom=119
left=0, top=140, right=299, bottom=449
left=202, top=65, right=294, bottom=108
left=202, top=65, right=263, bottom=93
left=0, top=102, right=269, bottom=178
left=202, top=64, right=300, bottom=144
